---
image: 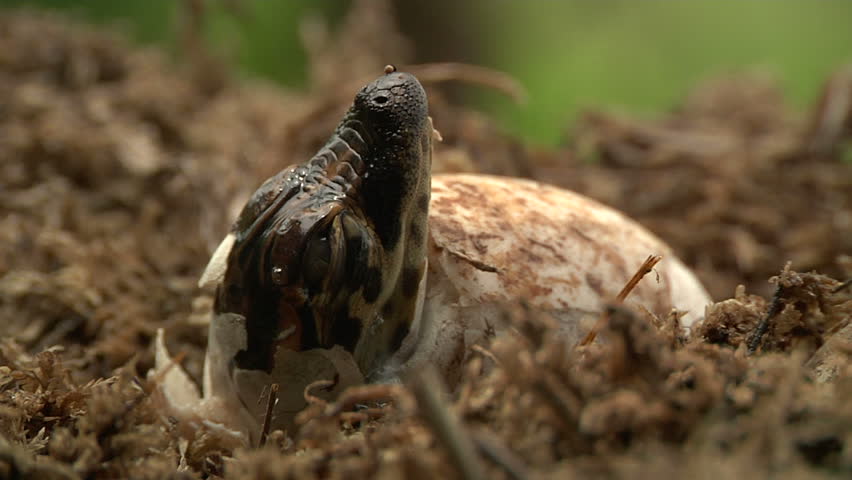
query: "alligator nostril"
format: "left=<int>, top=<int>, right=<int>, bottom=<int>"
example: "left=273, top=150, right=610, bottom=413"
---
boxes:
left=373, top=95, right=389, bottom=105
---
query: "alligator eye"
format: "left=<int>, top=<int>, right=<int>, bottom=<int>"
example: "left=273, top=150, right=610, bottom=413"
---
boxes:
left=303, top=235, right=331, bottom=289
left=303, top=216, right=346, bottom=292
left=372, top=95, right=389, bottom=105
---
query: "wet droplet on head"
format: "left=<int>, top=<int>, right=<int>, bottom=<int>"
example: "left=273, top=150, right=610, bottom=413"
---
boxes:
left=271, top=265, right=287, bottom=285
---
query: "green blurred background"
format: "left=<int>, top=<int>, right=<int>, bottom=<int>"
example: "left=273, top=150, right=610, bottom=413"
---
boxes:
left=3, top=0, right=851, bottom=146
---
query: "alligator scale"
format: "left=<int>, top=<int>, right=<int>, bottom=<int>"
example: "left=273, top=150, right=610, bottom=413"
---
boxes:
left=153, top=67, right=712, bottom=445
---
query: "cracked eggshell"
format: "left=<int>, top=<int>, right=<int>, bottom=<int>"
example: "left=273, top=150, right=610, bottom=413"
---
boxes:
left=203, top=311, right=364, bottom=441
left=806, top=321, right=852, bottom=383
left=152, top=315, right=365, bottom=446
left=402, top=173, right=712, bottom=383
left=233, top=344, right=365, bottom=433
left=150, top=328, right=251, bottom=446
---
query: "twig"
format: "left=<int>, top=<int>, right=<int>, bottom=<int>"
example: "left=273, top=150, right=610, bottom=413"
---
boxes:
left=614, top=255, right=664, bottom=304
left=337, top=410, right=376, bottom=425
left=747, top=284, right=786, bottom=354
left=409, top=367, right=486, bottom=480
left=179, top=0, right=209, bottom=67
left=804, top=68, right=852, bottom=155
left=32, top=315, right=83, bottom=352
left=471, top=429, right=529, bottom=480
left=287, top=62, right=526, bottom=138
left=832, top=278, right=852, bottom=293
left=534, top=370, right=581, bottom=431
left=323, top=384, right=404, bottom=416
left=303, top=378, right=336, bottom=406
left=470, top=344, right=500, bottom=366
left=407, top=62, right=528, bottom=104
left=579, top=254, right=663, bottom=346
left=258, top=383, right=279, bottom=447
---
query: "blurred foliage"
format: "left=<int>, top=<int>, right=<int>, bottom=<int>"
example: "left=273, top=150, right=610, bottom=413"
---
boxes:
left=0, top=0, right=343, bottom=87
left=475, top=1, right=852, bottom=145
left=3, top=0, right=851, bottom=146
left=0, top=0, right=178, bottom=45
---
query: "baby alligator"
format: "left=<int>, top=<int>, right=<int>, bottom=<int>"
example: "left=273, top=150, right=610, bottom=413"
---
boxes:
left=216, top=65, right=433, bottom=381
left=164, top=66, right=712, bottom=444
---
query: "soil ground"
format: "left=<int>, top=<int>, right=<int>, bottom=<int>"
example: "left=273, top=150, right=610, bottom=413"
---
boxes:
left=1, top=7, right=851, bottom=480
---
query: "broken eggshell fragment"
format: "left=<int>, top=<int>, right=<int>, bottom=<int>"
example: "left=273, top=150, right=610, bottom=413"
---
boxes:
left=152, top=313, right=363, bottom=445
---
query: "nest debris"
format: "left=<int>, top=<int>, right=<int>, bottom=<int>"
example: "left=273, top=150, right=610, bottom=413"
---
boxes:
left=1, top=5, right=851, bottom=479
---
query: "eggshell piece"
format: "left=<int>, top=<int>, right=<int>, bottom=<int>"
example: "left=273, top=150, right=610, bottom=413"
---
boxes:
left=198, top=232, right=235, bottom=290
left=150, top=327, right=249, bottom=445
left=806, top=321, right=852, bottom=383
left=427, top=173, right=711, bottom=327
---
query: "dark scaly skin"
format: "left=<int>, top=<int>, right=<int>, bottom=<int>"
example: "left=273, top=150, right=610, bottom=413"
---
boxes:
left=216, top=69, right=432, bottom=379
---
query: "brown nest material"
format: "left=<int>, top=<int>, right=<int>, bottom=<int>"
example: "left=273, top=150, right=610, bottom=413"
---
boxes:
left=1, top=3, right=851, bottom=479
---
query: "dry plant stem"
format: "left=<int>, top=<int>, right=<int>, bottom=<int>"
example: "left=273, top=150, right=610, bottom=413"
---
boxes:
left=292, top=62, right=525, bottom=130
left=470, top=344, right=500, bottom=366
left=337, top=411, right=368, bottom=425
left=748, top=284, right=786, bottom=354
left=179, top=0, right=206, bottom=60
left=304, top=379, right=336, bottom=406
left=324, top=384, right=406, bottom=416
left=832, top=278, right=852, bottom=293
left=471, top=429, right=529, bottom=480
left=258, top=383, right=279, bottom=448
left=534, top=370, right=580, bottom=431
left=805, top=68, right=852, bottom=154
left=409, top=367, right=487, bottom=480
left=407, top=62, right=528, bottom=104
left=579, top=254, right=663, bottom=346
left=32, top=316, right=83, bottom=351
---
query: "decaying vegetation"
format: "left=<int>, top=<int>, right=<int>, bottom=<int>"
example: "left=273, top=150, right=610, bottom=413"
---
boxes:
left=1, top=3, right=851, bottom=478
